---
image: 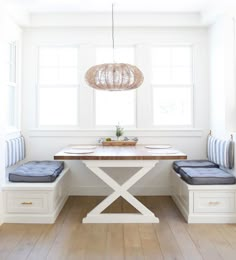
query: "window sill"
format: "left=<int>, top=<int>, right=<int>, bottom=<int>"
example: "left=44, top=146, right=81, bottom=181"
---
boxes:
left=28, top=128, right=203, bottom=137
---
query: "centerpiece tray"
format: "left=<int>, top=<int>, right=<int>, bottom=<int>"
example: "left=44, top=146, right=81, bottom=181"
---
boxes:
left=102, top=140, right=137, bottom=146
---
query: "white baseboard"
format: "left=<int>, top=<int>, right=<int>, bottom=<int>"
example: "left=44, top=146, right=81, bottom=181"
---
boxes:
left=69, top=185, right=171, bottom=196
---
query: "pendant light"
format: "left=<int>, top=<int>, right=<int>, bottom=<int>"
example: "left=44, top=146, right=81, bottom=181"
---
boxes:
left=85, top=4, right=144, bottom=91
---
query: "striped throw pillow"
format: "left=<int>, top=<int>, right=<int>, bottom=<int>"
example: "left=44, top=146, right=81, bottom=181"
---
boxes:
left=207, top=135, right=234, bottom=169
left=5, top=136, right=25, bottom=168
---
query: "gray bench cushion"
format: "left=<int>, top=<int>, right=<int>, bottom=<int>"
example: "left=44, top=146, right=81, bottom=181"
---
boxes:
left=179, top=167, right=236, bottom=185
left=9, top=161, right=64, bottom=183
left=173, top=160, right=218, bottom=173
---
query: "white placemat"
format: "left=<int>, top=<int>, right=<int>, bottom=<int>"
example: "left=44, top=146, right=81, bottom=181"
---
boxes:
left=64, top=149, right=94, bottom=154
left=70, top=145, right=96, bottom=149
left=148, top=149, right=178, bottom=154
left=145, top=145, right=171, bottom=149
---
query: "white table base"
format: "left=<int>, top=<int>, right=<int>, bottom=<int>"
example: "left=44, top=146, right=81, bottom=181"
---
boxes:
left=82, top=160, right=159, bottom=224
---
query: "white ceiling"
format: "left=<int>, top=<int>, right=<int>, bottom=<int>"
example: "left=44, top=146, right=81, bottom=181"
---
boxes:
left=4, top=0, right=236, bottom=14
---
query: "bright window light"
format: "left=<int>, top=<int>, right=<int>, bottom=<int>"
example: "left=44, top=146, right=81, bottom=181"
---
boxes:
left=39, top=88, right=77, bottom=126
left=96, top=90, right=136, bottom=126
left=7, top=42, right=17, bottom=128
left=152, top=46, right=193, bottom=126
left=95, top=47, right=136, bottom=126
left=153, top=87, right=192, bottom=126
left=38, top=47, right=79, bottom=126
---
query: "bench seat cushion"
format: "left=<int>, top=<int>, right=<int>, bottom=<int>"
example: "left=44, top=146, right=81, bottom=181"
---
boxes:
left=179, top=167, right=236, bottom=185
left=173, top=160, right=218, bottom=173
left=9, top=161, right=64, bottom=183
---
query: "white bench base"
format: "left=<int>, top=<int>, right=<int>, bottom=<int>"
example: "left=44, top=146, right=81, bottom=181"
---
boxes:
left=2, top=168, right=69, bottom=224
left=171, top=169, right=236, bottom=223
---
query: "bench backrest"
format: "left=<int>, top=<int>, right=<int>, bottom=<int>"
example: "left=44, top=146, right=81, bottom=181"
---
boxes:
left=207, top=135, right=234, bottom=169
left=5, top=136, right=25, bottom=168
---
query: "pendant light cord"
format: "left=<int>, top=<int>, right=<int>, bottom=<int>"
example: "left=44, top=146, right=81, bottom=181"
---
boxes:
left=112, top=3, right=115, bottom=63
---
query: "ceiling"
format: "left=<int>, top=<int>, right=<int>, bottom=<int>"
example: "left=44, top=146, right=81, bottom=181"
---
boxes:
left=4, top=0, right=236, bottom=14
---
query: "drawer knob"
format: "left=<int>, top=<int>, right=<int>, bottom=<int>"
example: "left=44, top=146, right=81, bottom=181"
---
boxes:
left=21, top=202, right=33, bottom=205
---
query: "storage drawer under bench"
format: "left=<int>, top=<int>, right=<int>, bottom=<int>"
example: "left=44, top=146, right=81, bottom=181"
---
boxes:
left=193, top=191, right=235, bottom=213
left=171, top=169, right=236, bottom=223
left=5, top=191, right=49, bottom=214
left=2, top=168, right=69, bottom=224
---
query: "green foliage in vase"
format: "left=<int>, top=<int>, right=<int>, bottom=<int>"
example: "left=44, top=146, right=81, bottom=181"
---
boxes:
left=115, top=124, right=124, bottom=139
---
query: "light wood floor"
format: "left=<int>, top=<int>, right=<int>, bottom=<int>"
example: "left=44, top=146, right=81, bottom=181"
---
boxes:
left=0, top=196, right=236, bottom=260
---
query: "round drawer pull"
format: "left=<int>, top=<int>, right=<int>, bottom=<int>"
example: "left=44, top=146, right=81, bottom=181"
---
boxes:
left=21, top=202, right=33, bottom=205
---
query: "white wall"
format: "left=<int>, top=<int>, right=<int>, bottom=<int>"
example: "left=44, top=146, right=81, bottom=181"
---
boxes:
left=209, top=16, right=236, bottom=139
left=209, top=15, right=236, bottom=176
left=0, top=3, right=22, bottom=224
left=22, top=24, right=209, bottom=195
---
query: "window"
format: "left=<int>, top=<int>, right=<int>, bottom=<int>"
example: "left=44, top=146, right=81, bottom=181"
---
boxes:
left=6, top=42, right=17, bottom=128
left=151, top=46, right=193, bottom=126
left=38, top=47, right=79, bottom=126
left=95, top=47, right=136, bottom=126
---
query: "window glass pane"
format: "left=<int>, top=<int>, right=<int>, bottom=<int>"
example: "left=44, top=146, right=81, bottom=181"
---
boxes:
left=172, top=68, right=192, bottom=85
left=153, top=87, right=192, bottom=126
left=39, top=48, right=59, bottom=67
left=7, top=86, right=15, bottom=127
left=151, top=47, right=171, bottom=67
left=59, top=68, right=78, bottom=84
left=96, top=90, right=135, bottom=126
left=9, top=42, right=16, bottom=83
left=95, top=47, right=136, bottom=126
left=39, top=68, right=58, bottom=84
left=39, top=88, right=77, bottom=125
left=152, top=68, right=171, bottom=84
left=39, top=47, right=78, bottom=85
left=96, top=47, right=134, bottom=64
left=151, top=46, right=193, bottom=85
left=172, top=47, right=192, bottom=67
left=58, top=48, right=78, bottom=67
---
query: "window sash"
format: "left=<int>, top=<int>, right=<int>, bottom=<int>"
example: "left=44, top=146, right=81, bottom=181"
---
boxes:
left=37, top=47, right=80, bottom=127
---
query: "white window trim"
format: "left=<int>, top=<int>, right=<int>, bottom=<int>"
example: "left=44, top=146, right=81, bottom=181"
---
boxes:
left=33, top=43, right=197, bottom=131
left=93, top=45, right=137, bottom=128
left=6, top=41, right=19, bottom=131
left=150, top=44, right=194, bottom=128
left=36, top=46, right=80, bottom=128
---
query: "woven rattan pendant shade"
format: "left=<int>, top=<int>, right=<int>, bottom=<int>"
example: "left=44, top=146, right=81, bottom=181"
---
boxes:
left=85, top=63, right=143, bottom=91
left=85, top=4, right=144, bottom=91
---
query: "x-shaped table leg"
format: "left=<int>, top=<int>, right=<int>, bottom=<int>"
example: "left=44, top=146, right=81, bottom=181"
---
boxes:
left=82, top=160, right=159, bottom=223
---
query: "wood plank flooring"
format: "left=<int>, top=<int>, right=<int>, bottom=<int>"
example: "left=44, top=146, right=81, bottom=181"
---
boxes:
left=0, top=196, right=236, bottom=260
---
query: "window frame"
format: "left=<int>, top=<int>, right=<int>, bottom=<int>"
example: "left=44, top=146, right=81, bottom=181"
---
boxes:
left=6, top=41, right=18, bottom=130
left=34, top=43, right=196, bottom=130
left=36, top=46, right=80, bottom=128
left=150, top=44, right=194, bottom=128
left=93, top=45, right=138, bottom=129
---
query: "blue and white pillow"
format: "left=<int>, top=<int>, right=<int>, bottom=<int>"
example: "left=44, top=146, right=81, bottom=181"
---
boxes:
left=207, top=135, right=234, bottom=169
left=5, top=136, right=25, bottom=168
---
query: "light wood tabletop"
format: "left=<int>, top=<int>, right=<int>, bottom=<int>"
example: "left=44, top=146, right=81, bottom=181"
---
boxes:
left=54, top=145, right=187, bottom=160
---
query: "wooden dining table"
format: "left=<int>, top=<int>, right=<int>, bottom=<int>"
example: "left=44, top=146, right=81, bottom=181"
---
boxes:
left=54, top=145, right=187, bottom=223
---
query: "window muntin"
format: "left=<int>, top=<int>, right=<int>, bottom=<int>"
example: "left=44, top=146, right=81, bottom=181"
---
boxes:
left=95, top=47, right=136, bottom=127
left=151, top=46, right=193, bottom=127
left=38, top=47, right=79, bottom=126
left=7, top=42, right=17, bottom=128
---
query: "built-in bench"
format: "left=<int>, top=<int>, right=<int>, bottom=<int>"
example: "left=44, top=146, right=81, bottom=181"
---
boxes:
left=3, top=136, right=69, bottom=224
left=171, top=135, right=236, bottom=223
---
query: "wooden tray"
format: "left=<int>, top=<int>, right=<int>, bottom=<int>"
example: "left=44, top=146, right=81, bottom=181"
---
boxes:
left=102, top=140, right=137, bottom=146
